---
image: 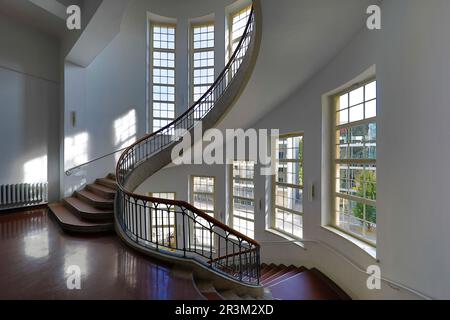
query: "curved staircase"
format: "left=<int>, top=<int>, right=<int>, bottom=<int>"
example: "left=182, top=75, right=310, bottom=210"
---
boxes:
left=49, top=0, right=351, bottom=300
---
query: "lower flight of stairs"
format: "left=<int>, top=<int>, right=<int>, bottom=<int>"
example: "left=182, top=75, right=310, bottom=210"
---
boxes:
left=48, top=174, right=117, bottom=233
left=195, top=264, right=351, bottom=300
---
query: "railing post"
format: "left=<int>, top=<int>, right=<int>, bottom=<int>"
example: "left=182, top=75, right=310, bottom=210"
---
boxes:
left=239, top=240, right=243, bottom=281
left=182, top=208, right=186, bottom=258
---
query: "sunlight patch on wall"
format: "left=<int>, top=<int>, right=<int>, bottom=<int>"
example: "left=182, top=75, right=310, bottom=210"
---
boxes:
left=24, top=155, right=48, bottom=183
left=64, top=132, right=89, bottom=170
left=114, top=109, right=137, bottom=162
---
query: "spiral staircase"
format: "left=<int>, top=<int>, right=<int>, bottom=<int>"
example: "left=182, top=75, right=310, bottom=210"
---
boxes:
left=49, top=1, right=350, bottom=300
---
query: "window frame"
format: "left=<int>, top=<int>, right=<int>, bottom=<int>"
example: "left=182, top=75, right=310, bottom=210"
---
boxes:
left=190, top=21, right=215, bottom=106
left=271, top=133, right=304, bottom=240
left=227, top=5, right=252, bottom=62
left=147, top=192, right=177, bottom=248
left=230, top=160, right=255, bottom=239
left=190, top=175, right=216, bottom=250
left=150, top=22, right=177, bottom=133
left=330, top=77, right=377, bottom=246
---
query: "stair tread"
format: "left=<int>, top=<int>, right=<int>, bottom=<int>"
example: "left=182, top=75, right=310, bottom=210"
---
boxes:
left=262, top=265, right=298, bottom=284
left=268, top=270, right=347, bottom=300
left=49, top=203, right=113, bottom=228
left=219, top=290, right=242, bottom=300
left=202, top=292, right=224, bottom=300
left=264, top=268, right=305, bottom=287
left=97, top=178, right=117, bottom=189
left=64, top=197, right=112, bottom=215
left=88, top=183, right=116, bottom=193
left=261, top=265, right=285, bottom=280
left=77, top=189, right=113, bottom=204
left=309, top=268, right=351, bottom=300
left=195, top=281, right=225, bottom=300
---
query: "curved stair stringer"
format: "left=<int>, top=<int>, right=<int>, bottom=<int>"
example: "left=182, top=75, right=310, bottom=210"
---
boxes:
left=114, top=1, right=264, bottom=297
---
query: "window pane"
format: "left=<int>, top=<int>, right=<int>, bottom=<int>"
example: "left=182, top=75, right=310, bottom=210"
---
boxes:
left=192, top=176, right=215, bottom=248
left=274, top=135, right=304, bottom=238
left=192, top=23, right=215, bottom=103
left=349, top=87, right=364, bottom=106
left=334, top=81, right=377, bottom=244
left=232, top=161, right=255, bottom=238
left=151, top=24, right=176, bottom=133
left=365, top=81, right=377, bottom=100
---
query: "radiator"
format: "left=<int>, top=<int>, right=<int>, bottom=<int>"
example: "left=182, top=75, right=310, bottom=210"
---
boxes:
left=0, top=183, right=48, bottom=210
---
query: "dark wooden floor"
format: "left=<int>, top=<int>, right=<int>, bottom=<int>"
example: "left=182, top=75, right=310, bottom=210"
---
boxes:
left=0, top=208, right=203, bottom=300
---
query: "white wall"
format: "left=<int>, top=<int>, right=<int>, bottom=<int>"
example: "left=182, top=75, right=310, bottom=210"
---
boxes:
left=0, top=12, right=60, bottom=201
left=133, top=0, right=450, bottom=299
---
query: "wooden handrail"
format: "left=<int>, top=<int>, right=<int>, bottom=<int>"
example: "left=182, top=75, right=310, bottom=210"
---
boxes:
left=208, top=247, right=257, bottom=264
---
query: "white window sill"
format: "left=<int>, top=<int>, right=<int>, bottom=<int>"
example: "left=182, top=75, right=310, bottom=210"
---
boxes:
left=263, top=228, right=306, bottom=250
left=321, top=226, right=377, bottom=260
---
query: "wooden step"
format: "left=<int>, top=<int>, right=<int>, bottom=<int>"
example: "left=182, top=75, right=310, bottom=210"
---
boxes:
left=86, top=183, right=116, bottom=199
left=268, top=270, right=348, bottom=300
left=48, top=203, right=114, bottom=233
left=262, top=265, right=297, bottom=285
left=75, top=189, right=114, bottom=209
left=261, top=264, right=273, bottom=275
left=309, top=268, right=351, bottom=300
left=107, top=173, right=116, bottom=180
left=63, top=197, right=113, bottom=221
left=218, top=290, right=243, bottom=300
left=96, top=178, right=117, bottom=190
left=195, top=281, right=224, bottom=300
left=265, top=266, right=307, bottom=287
left=261, top=265, right=285, bottom=281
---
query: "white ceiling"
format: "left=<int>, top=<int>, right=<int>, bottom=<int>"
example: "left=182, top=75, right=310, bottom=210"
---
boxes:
left=217, top=0, right=377, bottom=131
left=0, top=0, right=84, bottom=38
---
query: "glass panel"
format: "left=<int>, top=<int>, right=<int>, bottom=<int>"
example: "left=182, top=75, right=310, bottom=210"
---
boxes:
left=334, top=81, right=377, bottom=244
left=193, top=24, right=214, bottom=49
left=193, top=176, right=215, bottom=193
left=152, top=24, right=176, bottom=133
left=153, top=25, right=176, bottom=49
left=275, top=186, right=303, bottom=213
left=349, top=103, right=364, bottom=122
left=231, top=6, right=251, bottom=42
left=275, top=208, right=303, bottom=238
left=339, top=93, right=348, bottom=110
left=349, top=87, right=364, bottom=106
left=365, top=81, right=377, bottom=100
left=337, top=109, right=348, bottom=125
left=365, top=99, right=377, bottom=118
left=193, top=193, right=214, bottom=211
left=232, top=161, right=255, bottom=238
